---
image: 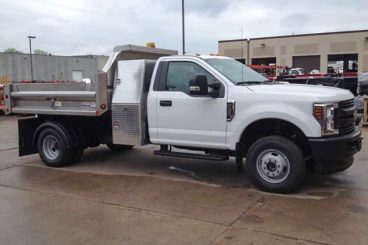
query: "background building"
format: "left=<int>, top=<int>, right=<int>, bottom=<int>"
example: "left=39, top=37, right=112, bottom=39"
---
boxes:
left=0, top=53, right=108, bottom=83
left=219, top=30, right=368, bottom=73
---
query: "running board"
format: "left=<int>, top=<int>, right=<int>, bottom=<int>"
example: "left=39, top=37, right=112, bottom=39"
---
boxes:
left=153, top=150, right=229, bottom=161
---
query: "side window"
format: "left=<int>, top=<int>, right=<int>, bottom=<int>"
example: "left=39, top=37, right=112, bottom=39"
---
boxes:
left=166, top=62, right=215, bottom=94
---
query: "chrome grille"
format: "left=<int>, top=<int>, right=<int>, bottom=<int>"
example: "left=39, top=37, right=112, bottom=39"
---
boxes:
left=335, top=99, right=355, bottom=135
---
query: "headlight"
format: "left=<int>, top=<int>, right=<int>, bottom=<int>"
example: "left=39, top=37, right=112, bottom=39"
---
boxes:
left=313, top=103, right=339, bottom=136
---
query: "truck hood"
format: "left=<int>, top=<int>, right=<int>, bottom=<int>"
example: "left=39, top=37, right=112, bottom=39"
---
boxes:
left=246, top=83, right=353, bottom=102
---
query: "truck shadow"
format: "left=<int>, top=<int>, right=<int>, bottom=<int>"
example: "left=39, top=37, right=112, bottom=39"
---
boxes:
left=48, top=144, right=362, bottom=199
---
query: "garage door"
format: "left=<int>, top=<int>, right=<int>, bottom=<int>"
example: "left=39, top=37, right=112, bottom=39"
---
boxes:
left=292, top=56, right=320, bottom=73
left=252, top=57, right=276, bottom=66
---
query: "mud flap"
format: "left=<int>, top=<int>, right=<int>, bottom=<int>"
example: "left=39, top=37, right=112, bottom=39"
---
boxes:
left=18, top=117, right=41, bottom=156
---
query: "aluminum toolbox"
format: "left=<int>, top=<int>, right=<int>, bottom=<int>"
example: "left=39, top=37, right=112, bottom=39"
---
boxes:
left=111, top=60, right=156, bottom=146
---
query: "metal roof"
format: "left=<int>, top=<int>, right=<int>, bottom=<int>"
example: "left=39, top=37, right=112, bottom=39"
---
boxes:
left=218, top=29, right=368, bottom=43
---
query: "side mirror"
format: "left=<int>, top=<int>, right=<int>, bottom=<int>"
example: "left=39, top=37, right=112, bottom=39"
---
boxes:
left=189, top=74, right=208, bottom=96
left=209, top=82, right=221, bottom=90
left=208, top=82, right=221, bottom=98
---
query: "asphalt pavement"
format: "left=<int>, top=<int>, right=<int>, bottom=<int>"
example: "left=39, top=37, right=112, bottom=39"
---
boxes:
left=0, top=115, right=367, bottom=245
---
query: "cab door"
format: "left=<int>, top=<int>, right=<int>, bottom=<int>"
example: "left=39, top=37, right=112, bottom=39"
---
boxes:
left=154, top=60, right=227, bottom=149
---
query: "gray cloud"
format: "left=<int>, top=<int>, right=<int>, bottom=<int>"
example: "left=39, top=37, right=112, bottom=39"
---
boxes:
left=279, top=13, right=311, bottom=34
left=0, top=0, right=367, bottom=56
left=280, top=13, right=311, bottom=28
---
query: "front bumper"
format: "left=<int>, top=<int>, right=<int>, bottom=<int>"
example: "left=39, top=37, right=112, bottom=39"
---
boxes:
left=308, top=127, right=362, bottom=174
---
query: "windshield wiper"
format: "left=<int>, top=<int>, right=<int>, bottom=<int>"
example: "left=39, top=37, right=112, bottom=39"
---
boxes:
left=237, top=81, right=266, bottom=85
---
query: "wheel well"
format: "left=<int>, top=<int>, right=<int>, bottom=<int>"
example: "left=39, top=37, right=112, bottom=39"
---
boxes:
left=33, top=121, right=74, bottom=149
left=34, top=114, right=112, bottom=148
left=239, top=119, right=311, bottom=158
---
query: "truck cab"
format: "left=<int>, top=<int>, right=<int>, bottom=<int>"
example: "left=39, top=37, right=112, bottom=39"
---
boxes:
left=147, top=55, right=361, bottom=192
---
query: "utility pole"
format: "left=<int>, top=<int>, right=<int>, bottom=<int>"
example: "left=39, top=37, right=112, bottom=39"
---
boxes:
left=181, top=0, right=185, bottom=55
left=241, top=27, right=244, bottom=64
left=27, top=36, right=36, bottom=81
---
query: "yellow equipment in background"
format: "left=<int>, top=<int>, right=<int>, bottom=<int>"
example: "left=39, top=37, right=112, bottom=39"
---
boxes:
left=0, top=76, right=12, bottom=84
left=146, top=42, right=156, bottom=48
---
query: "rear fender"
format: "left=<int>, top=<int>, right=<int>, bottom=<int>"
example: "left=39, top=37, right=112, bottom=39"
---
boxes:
left=32, top=121, right=73, bottom=150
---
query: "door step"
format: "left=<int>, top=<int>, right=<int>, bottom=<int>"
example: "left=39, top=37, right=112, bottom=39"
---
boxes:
left=153, top=150, right=229, bottom=161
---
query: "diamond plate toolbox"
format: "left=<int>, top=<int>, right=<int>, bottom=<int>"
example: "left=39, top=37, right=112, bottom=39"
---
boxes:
left=111, top=60, right=155, bottom=145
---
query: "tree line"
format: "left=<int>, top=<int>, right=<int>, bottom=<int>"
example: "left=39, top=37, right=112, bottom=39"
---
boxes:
left=3, top=48, right=50, bottom=55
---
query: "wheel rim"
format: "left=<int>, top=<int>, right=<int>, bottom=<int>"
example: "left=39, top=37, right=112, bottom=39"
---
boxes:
left=42, top=135, right=60, bottom=160
left=256, top=149, right=290, bottom=184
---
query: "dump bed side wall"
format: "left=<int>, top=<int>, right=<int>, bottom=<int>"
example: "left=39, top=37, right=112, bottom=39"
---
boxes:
left=4, top=78, right=108, bottom=116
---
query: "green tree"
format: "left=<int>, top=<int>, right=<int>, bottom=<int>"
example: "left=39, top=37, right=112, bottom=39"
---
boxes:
left=3, top=48, right=23, bottom=53
left=33, top=49, right=49, bottom=55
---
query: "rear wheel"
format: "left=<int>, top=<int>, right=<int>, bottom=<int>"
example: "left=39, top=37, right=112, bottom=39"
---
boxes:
left=246, top=136, right=305, bottom=193
left=37, top=128, right=73, bottom=167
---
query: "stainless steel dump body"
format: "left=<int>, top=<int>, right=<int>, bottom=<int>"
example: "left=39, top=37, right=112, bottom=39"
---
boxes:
left=3, top=44, right=177, bottom=116
left=4, top=81, right=107, bottom=116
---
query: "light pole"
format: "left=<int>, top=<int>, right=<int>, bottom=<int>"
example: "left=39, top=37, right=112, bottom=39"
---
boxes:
left=181, top=0, right=185, bottom=55
left=27, top=36, right=36, bottom=82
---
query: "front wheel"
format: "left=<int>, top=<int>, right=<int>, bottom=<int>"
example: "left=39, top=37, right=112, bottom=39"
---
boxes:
left=246, top=136, right=305, bottom=193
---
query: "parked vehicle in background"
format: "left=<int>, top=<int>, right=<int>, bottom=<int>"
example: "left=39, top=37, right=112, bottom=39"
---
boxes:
left=357, top=72, right=368, bottom=96
left=336, top=67, right=344, bottom=74
left=0, top=84, right=5, bottom=114
left=355, top=72, right=368, bottom=114
left=327, top=66, right=335, bottom=73
left=288, top=68, right=305, bottom=75
left=3, top=44, right=362, bottom=193
left=248, top=64, right=286, bottom=81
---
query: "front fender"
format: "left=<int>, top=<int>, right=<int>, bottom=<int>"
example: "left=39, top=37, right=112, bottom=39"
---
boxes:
left=227, top=103, right=321, bottom=150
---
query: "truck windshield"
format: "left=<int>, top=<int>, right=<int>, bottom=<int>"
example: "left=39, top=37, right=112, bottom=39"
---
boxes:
left=205, top=58, right=268, bottom=85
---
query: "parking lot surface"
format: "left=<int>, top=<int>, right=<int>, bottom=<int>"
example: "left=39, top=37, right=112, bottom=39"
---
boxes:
left=0, top=115, right=367, bottom=245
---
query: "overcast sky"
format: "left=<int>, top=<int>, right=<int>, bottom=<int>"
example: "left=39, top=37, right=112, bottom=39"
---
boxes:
left=1, top=0, right=367, bottom=56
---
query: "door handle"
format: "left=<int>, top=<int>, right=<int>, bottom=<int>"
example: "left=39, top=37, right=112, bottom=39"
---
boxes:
left=160, top=100, right=172, bottom=107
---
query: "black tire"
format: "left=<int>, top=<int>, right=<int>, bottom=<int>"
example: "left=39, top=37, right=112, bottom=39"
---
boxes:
left=37, top=128, right=73, bottom=167
left=107, top=144, right=133, bottom=152
left=246, top=136, right=305, bottom=193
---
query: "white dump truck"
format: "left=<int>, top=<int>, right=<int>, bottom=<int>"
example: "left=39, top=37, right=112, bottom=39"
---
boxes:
left=3, top=44, right=362, bottom=193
